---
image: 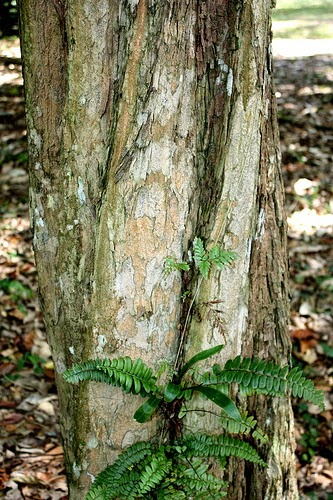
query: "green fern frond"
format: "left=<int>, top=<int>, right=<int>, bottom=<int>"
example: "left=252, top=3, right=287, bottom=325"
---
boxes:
left=286, top=366, right=325, bottom=410
left=219, top=410, right=268, bottom=444
left=109, top=470, right=142, bottom=500
left=193, top=237, right=206, bottom=265
left=178, top=459, right=227, bottom=499
left=193, top=237, right=210, bottom=278
left=220, top=410, right=256, bottom=435
left=138, top=451, right=172, bottom=494
left=209, top=356, right=325, bottom=410
left=157, top=486, right=186, bottom=499
left=199, top=259, right=211, bottom=279
left=209, top=246, right=238, bottom=270
left=181, top=433, right=266, bottom=467
left=63, top=357, right=158, bottom=397
left=83, top=485, right=109, bottom=500
left=164, top=257, right=190, bottom=277
left=85, top=441, right=154, bottom=499
left=252, top=428, right=269, bottom=445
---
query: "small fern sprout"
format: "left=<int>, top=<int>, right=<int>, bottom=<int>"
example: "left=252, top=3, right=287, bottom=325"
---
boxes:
left=193, top=237, right=238, bottom=279
left=163, top=256, right=190, bottom=277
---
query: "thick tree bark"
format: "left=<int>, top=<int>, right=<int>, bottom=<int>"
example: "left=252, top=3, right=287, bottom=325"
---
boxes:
left=18, top=0, right=297, bottom=498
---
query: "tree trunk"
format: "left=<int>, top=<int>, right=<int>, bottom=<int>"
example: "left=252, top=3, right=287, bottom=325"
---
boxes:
left=18, top=0, right=297, bottom=498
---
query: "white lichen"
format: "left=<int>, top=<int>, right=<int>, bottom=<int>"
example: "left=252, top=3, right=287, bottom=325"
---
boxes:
left=96, top=334, right=107, bottom=355
left=78, top=177, right=86, bottom=205
left=255, top=208, right=265, bottom=241
left=121, top=430, right=135, bottom=449
left=30, top=128, right=42, bottom=150
left=227, top=69, right=233, bottom=96
left=87, top=436, right=99, bottom=449
left=73, top=461, right=81, bottom=479
left=87, top=472, right=95, bottom=483
left=78, top=96, right=87, bottom=107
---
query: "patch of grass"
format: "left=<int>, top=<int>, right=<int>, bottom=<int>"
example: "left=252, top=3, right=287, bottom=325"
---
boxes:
left=274, top=21, right=333, bottom=39
left=273, top=0, right=333, bottom=39
left=274, top=0, right=333, bottom=21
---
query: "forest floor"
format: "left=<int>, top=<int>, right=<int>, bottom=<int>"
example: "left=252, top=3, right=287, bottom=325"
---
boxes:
left=0, top=38, right=332, bottom=499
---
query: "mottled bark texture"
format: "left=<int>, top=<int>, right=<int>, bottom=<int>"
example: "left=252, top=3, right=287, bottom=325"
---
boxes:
left=18, top=0, right=297, bottom=498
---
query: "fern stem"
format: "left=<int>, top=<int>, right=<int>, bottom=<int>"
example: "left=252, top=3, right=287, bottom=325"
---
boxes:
left=180, top=408, right=221, bottom=418
left=174, top=275, right=203, bottom=373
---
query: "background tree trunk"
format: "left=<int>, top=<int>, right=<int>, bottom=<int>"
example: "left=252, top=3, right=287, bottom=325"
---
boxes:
left=18, top=0, right=298, bottom=498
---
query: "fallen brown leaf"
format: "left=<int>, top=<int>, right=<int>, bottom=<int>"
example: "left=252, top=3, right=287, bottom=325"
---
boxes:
left=46, top=445, right=64, bottom=456
left=0, top=412, right=24, bottom=425
left=0, top=400, right=17, bottom=408
left=299, top=338, right=318, bottom=353
left=0, top=361, right=16, bottom=376
left=321, top=410, right=333, bottom=421
left=292, top=328, right=319, bottom=340
left=8, top=309, right=26, bottom=321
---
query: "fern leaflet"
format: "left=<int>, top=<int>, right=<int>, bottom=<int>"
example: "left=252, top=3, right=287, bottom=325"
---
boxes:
left=206, top=356, right=324, bottom=410
left=209, top=246, right=238, bottom=270
left=177, top=459, right=228, bottom=499
left=138, top=451, right=172, bottom=494
left=63, top=357, right=158, bottom=398
left=219, top=410, right=268, bottom=444
left=181, top=433, right=267, bottom=467
left=193, top=237, right=206, bottom=266
left=164, top=257, right=190, bottom=277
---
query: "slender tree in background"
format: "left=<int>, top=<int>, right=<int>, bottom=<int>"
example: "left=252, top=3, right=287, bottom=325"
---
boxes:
left=18, top=1, right=298, bottom=498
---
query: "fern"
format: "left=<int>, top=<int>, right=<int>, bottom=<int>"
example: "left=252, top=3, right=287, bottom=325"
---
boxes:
left=85, top=441, right=154, bottom=499
left=181, top=433, right=267, bottom=467
left=176, top=459, right=228, bottom=499
left=86, top=441, right=228, bottom=500
left=84, top=485, right=109, bottom=500
left=164, top=257, right=190, bottom=277
left=157, top=486, right=186, bottom=499
left=109, top=471, right=143, bottom=500
left=207, top=356, right=325, bottom=410
left=219, top=410, right=268, bottom=444
left=193, top=238, right=238, bottom=279
left=64, top=352, right=324, bottom=498
left=209, top=246, right=238, bottom=270
left=252, top=428, right=269, bottom=445
left=193, top=237, right=211, bottom=278
left=63, top=357, right=158, bottom=398
left=62, top=232, right=326, bottom=498
left=138, top=451, right=172, bottom=494
left=193, top=237, right=206, bottom=265
left=286, top=366, right=325, bottom=409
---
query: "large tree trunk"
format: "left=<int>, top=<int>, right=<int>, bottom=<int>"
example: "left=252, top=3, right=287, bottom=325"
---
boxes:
left=18, top=0, right=297, bottom=498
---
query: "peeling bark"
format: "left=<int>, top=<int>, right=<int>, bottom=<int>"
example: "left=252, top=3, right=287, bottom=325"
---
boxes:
left=18, top=0, right=297, bottom=498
